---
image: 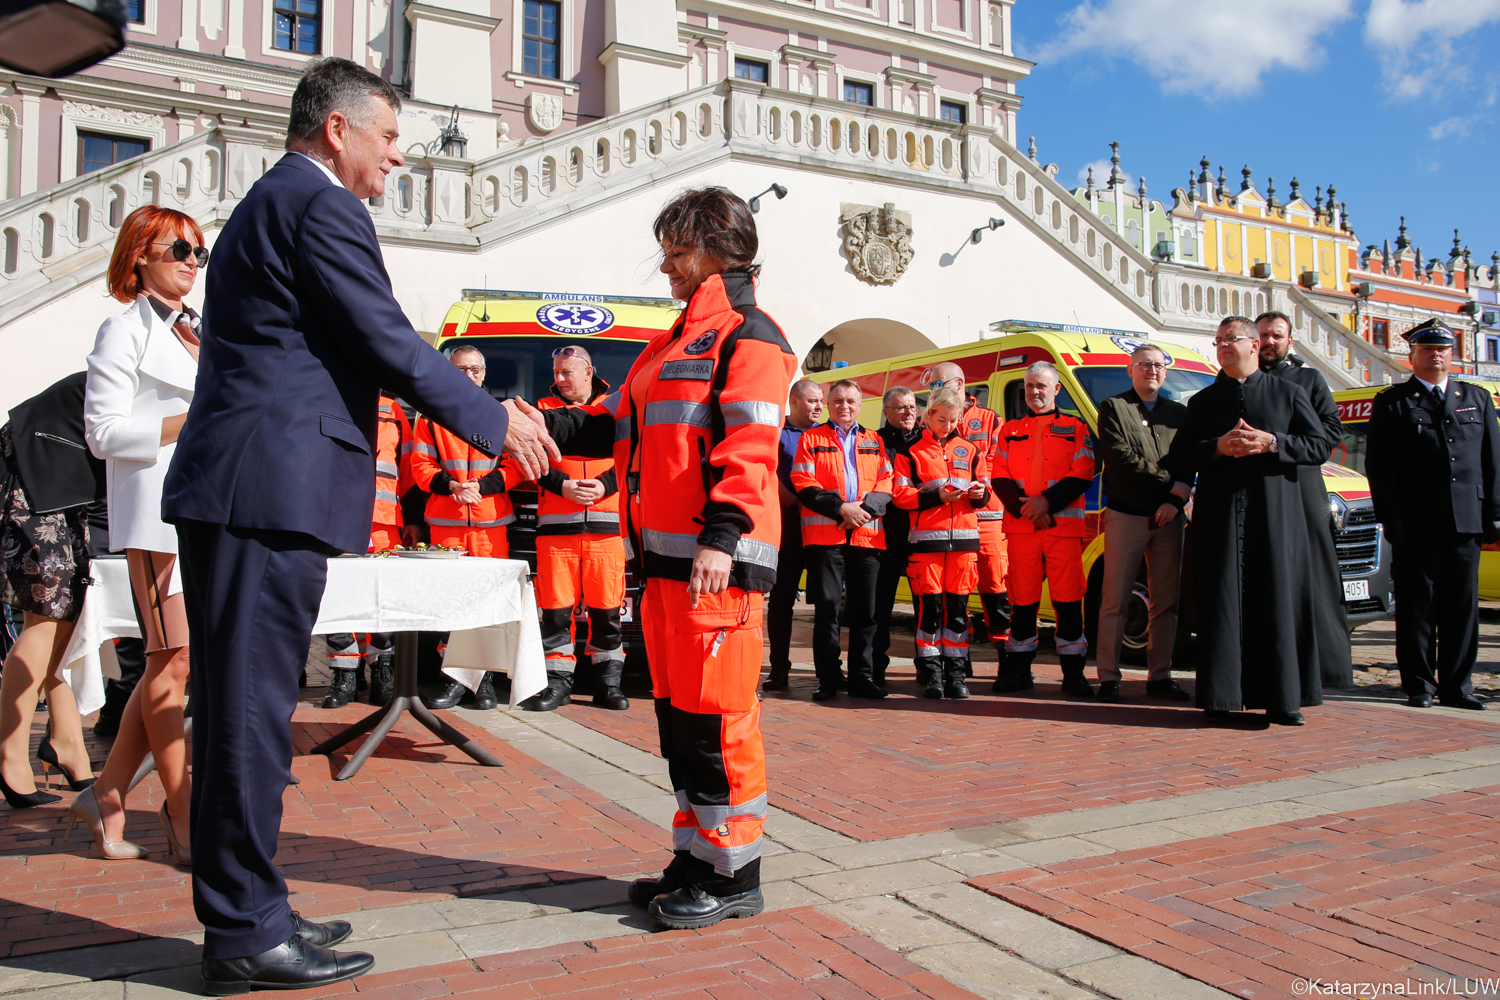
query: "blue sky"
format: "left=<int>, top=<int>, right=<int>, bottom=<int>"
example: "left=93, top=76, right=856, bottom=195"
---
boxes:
left=1012, top=0, right=1500, bottom=269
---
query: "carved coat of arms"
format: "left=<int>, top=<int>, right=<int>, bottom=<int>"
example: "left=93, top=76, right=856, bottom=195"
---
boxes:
left=841, top=203, right=914, bottom=284
left=528, top=93, right=564, bottom=133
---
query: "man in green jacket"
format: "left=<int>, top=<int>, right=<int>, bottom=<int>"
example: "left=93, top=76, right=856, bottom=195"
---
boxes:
left=1094, top=343, right=1193, bottom=703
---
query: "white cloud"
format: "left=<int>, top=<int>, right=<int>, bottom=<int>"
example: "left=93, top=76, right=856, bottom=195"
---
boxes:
left=1428, top=113, right=1484, bottom=139
left=1365, top=0, right=1500, bottom=97
left=1075, top=158, right=1134, bottom=192
left=1036, top=0, right=1355, bottom=99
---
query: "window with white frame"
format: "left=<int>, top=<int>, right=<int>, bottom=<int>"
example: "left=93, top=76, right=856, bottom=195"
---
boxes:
left=273, top=0, right=321, bottom=53
left=523, top=0, right=561, bottom=79
left=843, top=79, right=873, bottom=106
left=938, top=100, right=966, bottom=124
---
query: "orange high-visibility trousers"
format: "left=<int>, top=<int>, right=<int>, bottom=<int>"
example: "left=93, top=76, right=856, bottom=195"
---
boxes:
left=977, top=525, right=1008, bottom=594
left=536, top=533, right=625, bottom=672
left=1005, top=531, right=1084, bottom=605
left=908, top=551, right=977, bottom=661
left=430, top=526, right=509, bottom=558
left=369, top=523, right=402, bottom=553
left=642, top=578, right=766, bottom=888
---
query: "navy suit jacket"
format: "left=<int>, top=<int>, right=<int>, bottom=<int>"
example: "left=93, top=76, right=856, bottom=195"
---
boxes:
left=163, top=153, right=508, bottom=553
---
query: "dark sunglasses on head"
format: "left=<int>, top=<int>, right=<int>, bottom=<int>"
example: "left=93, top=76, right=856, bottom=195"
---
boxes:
left=153, top=238, right=209, bottom=267
left=552, top=346, right=586, bottom=359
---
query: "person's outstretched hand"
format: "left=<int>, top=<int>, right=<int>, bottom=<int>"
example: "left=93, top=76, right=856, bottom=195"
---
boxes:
left=501, top=397, right=561, bottom=480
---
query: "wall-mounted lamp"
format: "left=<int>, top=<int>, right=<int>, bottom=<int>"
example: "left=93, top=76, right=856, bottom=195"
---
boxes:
left=749, top=183, right=788, bottom=213
left=970, top=218, right=1005, bottom=244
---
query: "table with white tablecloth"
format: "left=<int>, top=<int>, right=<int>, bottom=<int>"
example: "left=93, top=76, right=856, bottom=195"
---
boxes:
left=59, top=554, right=546, bottom=761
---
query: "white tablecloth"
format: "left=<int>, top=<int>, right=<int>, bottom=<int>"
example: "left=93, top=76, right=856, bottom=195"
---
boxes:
left=60, top=554, right=547, bottom=715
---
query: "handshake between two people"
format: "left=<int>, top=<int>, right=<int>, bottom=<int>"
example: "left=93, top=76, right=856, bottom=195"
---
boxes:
left=498, top=397, right=563, bottom=482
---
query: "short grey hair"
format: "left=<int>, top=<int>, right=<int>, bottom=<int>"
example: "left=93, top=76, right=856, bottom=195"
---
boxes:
left=286, top=57, right=403, bottom=149
left=789, top=378, right=823, bottom=400
left=1024, top=361, right=1060, bottom=382
left=883, top=386, right=915, bottom=407
left=450, top=345, right=485, bottom=366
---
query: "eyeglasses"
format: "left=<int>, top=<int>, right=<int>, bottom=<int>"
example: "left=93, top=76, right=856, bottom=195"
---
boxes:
left=454, top=365, right=486, bottom=375
left=152, top=239, right=209, bottom=267
left=889, top=405, right=919, bottom=412
left=1212, top=335, right=1256, bottom=347
left=552, top=346, right=587, bottom=360
left=1131, top=362, right=1168, bottom=371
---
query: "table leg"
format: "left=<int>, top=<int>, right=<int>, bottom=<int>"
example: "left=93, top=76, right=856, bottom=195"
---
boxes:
left=310, top=631, right=505, bottom=780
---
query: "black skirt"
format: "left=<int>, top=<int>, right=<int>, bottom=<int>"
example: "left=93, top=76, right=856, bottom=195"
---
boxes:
left=0, top=425, right=90, bottom=622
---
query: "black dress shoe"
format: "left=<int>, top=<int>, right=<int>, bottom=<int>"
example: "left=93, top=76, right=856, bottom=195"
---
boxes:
left=648, top=885, right=764, bottom=929
left=1060, top=677, right=1095, bottom=698
left=1441, top=695, right=1489, bottom=711
left=1407, top=693, right=1434, bottom=708
left=424, top=680, right=466, bottom=710
left=201, top=935, right=374, bottom=996
left=1097, top=681, right=1121, bottom=703
left=1146, top=679, right=1192, bottom=701
left=848, top=680, right=888, bottom=699
left=291, top=911, right=353, bottom=947
left=1267, top=710, right=1306, bottom=726
left=593, top=686, right=630, bottom=710
left=761, top=675, right=789, bottom=692
left=811, top=686, right=839, bottom=702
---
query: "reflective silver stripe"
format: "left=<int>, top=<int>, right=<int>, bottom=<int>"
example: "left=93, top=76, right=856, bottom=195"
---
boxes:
left=863, top=519, right=883, bottom=531
left=894, top=476, right=911, bottom=486
left=643, top=400, right=711, bottom=428
left=940, top=628, right=968, bottom=644
left=585, top=513, right=620, bottom=529
left=734, top=537, right=780, bottom=568
left=692, top=794, right=768, bottom=828
left=691, top=834, right=762, bottom=878
left=470, top=458, right=499, bottom=472
left=375, top=461, right=399, bottom=478
left=413, top=442, right=437, bottom=455
left=1007, top=633, right=1040, bottom=653
left=721, top=400, right=782, bottom=428
left=642, top=528, right=699, bottom=559
left=791, top=462, right=816, bottom=473
left=538, top=512, right=588, bottom=525
left=1055, top=507, right=1085, bottom=519
left=426, top=513, right=516, bottom=527
left=976, top=510, right=1004, bottom=520
left=441, top=459, right=469, bottom=472
left=673, top=826, right=695, bottom=851
left=909, top=528, right=980, bottom=543
left=602, top=390, right=622, bottom=413
left=374, top=489, right=399, bottom=503
left=920, top=478, right=971, bottom=490
left=915, top=646, right=940, bottom=658
left=1056, top=634, right=1088, bottom=655
left=615, top=416, right=632, bottom=442
left=883, top=462, right=893, bottom=473
left=469, top=515, right=516, bottom=528
left=537, top=511, right=621, bottom=530
left=588, top=648, right=626, bottom=663
left=802, top=514, right=838, bottom=526
left=399, top=441, right=414, bottom=456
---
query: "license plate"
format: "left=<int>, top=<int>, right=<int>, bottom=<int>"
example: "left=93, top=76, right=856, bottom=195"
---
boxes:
left=620, top=596, right=634, bottom=622
left=1343, top=579, right=1370, bottom=601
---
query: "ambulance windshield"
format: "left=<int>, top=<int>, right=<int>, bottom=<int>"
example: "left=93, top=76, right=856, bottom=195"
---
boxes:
left=440, top=337, right=649, bottom=402
left=1072, top=366, right=1216, bottom=408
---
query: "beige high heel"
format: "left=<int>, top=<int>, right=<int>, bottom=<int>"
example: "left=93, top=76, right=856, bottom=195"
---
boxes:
left=157, top=802, right=190, bottom=866
left=63, top=787, right=148, bottom=860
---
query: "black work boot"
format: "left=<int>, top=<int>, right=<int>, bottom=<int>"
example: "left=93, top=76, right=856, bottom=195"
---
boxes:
left=649, top=885, right=765, bottom=929
left=424, top=680, right=466, bottom=710
left=367, top=652, right=395, bottom=706
left=629, top=851, right=692, bottom=909
left=592, top=658, right=629, bottom=710
left=321, top=669, right=357, bottom=709
left=1059, top=654, right=1095, bottom=698
left=521, top=670, right=573, bottom=712
left=916, top=658, right=944, bottom=699
left=472, top=672, right=498, bottom=710
left=943, top=659, right=970, bottom=700
left=993, top=651, right=1035, bottom=693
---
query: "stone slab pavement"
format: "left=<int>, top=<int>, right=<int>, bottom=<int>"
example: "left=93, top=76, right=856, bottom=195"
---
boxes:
left=2, top=611, right=1500, bottom=998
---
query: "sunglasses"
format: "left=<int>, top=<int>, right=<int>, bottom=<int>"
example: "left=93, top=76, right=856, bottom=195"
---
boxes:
left=552, top=346, right=588, bottom=360
left=153, top=239, right=209, bottom=267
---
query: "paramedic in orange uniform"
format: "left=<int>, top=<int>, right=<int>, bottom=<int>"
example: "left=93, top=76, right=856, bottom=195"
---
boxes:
left=990, top=361, right=1097, bottom=698
left=525, top=344, right=629, bottom=713
left=539, top=187, right=796, bottom=931
left=929, top=362, right=1010, bottom=659
left=322, top=393, right=414, bottom=708
left=891, top=387, right=989, bottom=699
left=409, top=346, right=518, bottom=558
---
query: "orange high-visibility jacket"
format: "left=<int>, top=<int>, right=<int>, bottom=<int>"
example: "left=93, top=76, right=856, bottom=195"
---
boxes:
left=410, top=415, right=519, bottom=531
left=891, top=428, right=990, bottom=552
left=993, top=409, right=1096, bottom=537
left=535, top=382, right=620, bottom=537
left=789, top=421, right=893, bottom=549
left=961, top=399, right=1006, bottom=530
left=540, top=271, right=797, bottom=593
left=372, top=396, right=415, bottom=528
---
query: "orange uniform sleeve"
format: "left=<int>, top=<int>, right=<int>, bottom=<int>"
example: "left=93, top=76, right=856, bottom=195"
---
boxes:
left=392, top=400, right=417, bottom=499
left=701, top=334, right=797, bottom=545
left=892, top=452, right=920, bottom=510
left=409, top=416, right=442, bottom=492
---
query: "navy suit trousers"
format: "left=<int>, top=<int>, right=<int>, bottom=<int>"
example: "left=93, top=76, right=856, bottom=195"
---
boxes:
left=177, top=519, right=329, bottom=959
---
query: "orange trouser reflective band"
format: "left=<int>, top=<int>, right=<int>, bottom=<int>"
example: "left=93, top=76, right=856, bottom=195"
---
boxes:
left=430, top=527, right=508, bottom=558
left=977, top=524, right=1008, bottom=593
left=644, top=578, right=767, bottom=880
left=369, top=524, right=401, bottom=553
left=1005, top=531, right=1084, bottom=605
left=536, top=534, right=626, bottom=669
left=908, top=551, right=977, bottom=659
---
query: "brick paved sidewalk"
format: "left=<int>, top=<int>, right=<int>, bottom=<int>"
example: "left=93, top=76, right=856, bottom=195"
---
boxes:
left=969, top=786, right=1500, bottom=999
left=310, top=908, right=983, bottom=1000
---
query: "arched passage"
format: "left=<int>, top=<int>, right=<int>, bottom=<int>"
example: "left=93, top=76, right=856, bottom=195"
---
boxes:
left=809, top=318, right=936, bottom=373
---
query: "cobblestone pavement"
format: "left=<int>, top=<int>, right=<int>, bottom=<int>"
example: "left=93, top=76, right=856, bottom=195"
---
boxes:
left=0, top=607, right=1498, bottom=999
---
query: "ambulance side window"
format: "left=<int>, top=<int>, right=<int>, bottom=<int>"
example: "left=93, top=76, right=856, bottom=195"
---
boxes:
left=970, top=384, right=989, bottom=410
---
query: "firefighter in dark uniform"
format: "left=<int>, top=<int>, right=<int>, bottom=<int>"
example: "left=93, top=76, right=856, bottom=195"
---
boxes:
left=1366, top=318, right=1500, bottom=710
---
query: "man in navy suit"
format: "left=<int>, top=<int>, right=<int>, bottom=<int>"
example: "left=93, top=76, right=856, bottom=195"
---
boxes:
left=163, top=58, right=557, bottom=995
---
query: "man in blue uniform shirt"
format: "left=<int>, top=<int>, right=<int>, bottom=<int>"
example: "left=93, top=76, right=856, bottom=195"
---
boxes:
left=1365, top=318, right=1500, bottom=711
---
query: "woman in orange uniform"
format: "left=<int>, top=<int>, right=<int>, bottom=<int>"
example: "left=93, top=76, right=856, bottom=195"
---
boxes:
left=538, top=187, right=796, bottom=930
left=891, top=388, right=989, bottom=699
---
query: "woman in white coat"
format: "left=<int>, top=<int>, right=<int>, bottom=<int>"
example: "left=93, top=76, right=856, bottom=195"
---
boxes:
left=76, top=206, right=205, bottom=862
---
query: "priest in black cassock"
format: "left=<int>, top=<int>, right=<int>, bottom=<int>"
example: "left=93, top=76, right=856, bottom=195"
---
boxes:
left=1256, top=310, right=1353, bottom=691
left=1168, top=317, right=1333, bottom=726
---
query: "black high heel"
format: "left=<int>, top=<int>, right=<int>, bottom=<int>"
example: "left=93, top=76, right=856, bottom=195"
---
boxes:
left=0, top=767, right=60, bottom=808
left=36, top=726, right=94, bottom=792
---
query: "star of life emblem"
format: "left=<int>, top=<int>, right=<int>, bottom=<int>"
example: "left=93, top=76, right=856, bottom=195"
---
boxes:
left=537, top=303, right=615, bottom=335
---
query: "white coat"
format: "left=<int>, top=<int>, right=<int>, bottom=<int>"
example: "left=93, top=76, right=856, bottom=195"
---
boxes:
left=84, top=294, right=198, bottom=555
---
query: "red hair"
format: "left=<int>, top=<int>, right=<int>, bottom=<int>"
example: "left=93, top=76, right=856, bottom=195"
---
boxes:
left=107, top=206, right=205, bottom=303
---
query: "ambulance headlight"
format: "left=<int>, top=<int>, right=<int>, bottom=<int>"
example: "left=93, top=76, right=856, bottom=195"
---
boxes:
left=1327, top=492, right=1348, bottom=532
